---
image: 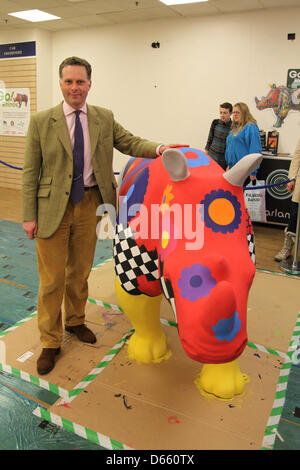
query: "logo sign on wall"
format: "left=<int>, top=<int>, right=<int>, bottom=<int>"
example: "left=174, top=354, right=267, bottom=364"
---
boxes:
left=287, top=69, right=300, bottom=105
left=287, top=69, right=300, bottom=89
left=0, top=41, right=36, bottom=59
left=0, top=88, right=30, bottom=136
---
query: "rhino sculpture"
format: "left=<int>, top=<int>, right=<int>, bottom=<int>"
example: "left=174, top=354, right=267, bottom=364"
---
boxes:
left=13, top=93, right=28, bottom=108
left=113, top=148, right=262, bottom=399
left=255, top=84, right=300, bottom=127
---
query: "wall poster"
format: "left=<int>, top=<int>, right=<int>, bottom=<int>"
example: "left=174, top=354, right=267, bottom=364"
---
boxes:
left=0, top=87, right=30, bottom=136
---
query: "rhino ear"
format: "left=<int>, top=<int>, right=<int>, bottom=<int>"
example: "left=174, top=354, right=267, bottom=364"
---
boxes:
left=162, top=149, right=190, bottom=182
left=223, top=153, right=263, bottom=187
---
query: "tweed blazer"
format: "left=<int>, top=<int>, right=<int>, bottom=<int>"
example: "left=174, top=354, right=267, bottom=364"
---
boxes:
left=22, top=102, right=159, bottom=238
left=288, top=138, right=300, bottom=203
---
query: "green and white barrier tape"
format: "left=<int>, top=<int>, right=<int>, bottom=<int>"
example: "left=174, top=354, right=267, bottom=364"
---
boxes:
left=0, top=295, right=127, bottom=400
left=0, top=361, right=70, bottom=398
left=162, top=312, right=298, bottom=451
left=246, top=341, right=291, bottom=362
left=261, top=359, right=292, bottom=450
left=0, top=311, right=37, bottom=338
left=261, top=310, right=300, bottom=450
left=87, top=297, right=123, bottom=312
left=257, top=267, right=300, bottom=280
left=91, top=257, right=113, bottom=271
left=33, top=406, right=133, bottom=450
left=56, top=328, right=134, bottom=406
left=0, top=311, right=71, bottom=398
left=32, top=326, right=135, bottom=451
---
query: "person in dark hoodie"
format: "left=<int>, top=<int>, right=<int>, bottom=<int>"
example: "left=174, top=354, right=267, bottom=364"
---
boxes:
left=205, top=102, right=232, bottom=170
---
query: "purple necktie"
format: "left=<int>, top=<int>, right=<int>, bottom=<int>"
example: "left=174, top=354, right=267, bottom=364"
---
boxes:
left=70, top=110, right=84, bottom=203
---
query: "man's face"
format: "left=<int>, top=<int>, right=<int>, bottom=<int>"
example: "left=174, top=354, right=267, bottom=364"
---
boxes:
left=219, top=107, right=231, bottom=122
left=59, top=65, right=91, bottom=109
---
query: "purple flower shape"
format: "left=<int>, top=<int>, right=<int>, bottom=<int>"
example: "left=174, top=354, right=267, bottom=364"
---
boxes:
left=178, top=264, right=216, bottom=302
left=212, top=312, right=241, bottom=342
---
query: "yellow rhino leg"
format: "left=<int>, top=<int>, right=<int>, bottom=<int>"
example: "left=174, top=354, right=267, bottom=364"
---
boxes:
left=195, top=359, right=249, bottom=400
left=115, top=276, right=171, bottom=363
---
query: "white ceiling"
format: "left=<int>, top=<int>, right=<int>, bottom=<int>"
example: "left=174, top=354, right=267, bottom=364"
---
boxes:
left=0, top=0, right=299, bottom=32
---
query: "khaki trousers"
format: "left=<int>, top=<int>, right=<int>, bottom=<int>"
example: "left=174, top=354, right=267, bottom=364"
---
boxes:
left=36, top=189, right=102, bottom=348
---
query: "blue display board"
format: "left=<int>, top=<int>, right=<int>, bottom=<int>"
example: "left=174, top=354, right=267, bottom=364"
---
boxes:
left=0, top=41, right=36, bottom=59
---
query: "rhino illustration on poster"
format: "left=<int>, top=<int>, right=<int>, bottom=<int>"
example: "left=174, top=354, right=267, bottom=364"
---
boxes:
left=255, top=84, right=300, bottom=127
left=13, top=93, right=28, bottom=108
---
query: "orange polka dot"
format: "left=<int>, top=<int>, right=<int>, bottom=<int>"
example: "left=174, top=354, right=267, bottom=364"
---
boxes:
left=208, top=199, right=235, bottom=225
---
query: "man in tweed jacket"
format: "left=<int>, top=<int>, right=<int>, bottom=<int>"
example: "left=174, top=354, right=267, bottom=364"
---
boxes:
left=22, top=56, right=183, bottom=374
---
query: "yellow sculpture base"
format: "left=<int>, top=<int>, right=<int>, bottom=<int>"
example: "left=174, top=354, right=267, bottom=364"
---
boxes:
left=115, top=276, right=171, bottom=364
left=195, top=359, right=250, bottom=400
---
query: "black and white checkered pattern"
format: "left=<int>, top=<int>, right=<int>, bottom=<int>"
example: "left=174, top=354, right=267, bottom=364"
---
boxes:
left=247, top=233, right=256, bottom=264
left=113, top=223, right=159, bottom=295
left=159, top=271, right=177, bottom=322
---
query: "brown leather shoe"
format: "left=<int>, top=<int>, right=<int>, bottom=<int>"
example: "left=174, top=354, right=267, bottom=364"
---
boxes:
left=37, top=347, right=61, bottom=375
left=65, top=324, right=96, bottom=344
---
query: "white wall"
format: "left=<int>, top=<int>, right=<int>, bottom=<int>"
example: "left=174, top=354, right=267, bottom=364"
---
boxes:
left=35, top=29, right=53, bottom=111
left=1, top=6, right=300, bottom=171
left=51, top=6, right=300, bottom=170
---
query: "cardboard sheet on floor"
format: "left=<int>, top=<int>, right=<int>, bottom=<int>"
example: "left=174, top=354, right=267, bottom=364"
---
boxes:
left=247, top=271, right=300, bottom=352
left=43, top=322, right=283, bottom=450
left=0, top=302, right=132, bottom=396
left=2, top=259, right=299, bottom=449
left=33, top=267, right=299, bottom=450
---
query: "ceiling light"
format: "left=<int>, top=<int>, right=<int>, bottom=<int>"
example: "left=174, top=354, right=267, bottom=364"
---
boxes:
left=8, top=9, right=60, bottom=22
left=160, top=0, right=208, bottom=5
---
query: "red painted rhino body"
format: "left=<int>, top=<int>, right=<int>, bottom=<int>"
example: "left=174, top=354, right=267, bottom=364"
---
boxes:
left=113, top=148, right=262, bottom=366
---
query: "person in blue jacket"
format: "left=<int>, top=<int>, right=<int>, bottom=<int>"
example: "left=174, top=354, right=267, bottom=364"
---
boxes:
left=225, top=102, right=262, bottom=182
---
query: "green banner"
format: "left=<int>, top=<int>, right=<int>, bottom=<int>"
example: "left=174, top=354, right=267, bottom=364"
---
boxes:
left=287, top=69, right=300, bottom=89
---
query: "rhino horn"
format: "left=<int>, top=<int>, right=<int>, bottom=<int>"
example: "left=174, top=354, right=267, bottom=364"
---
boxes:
left=162, top=148, right=190, bottom=182
left=223, top=153, right=263, bottom=187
